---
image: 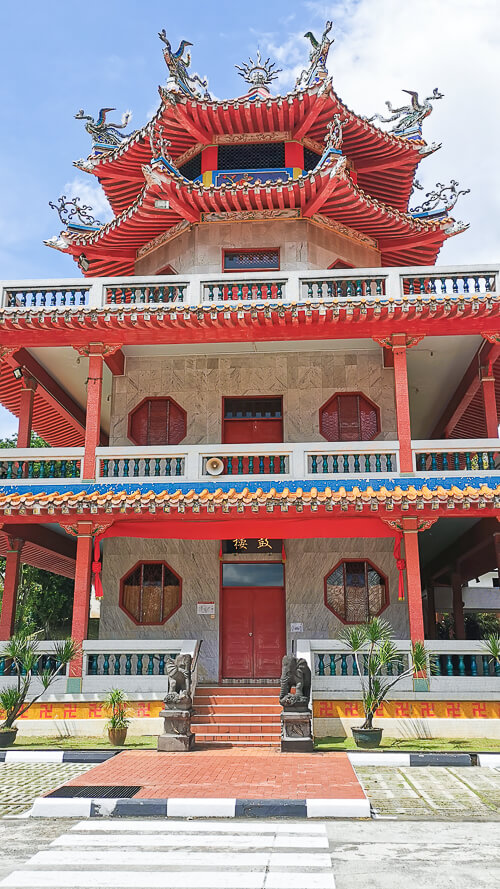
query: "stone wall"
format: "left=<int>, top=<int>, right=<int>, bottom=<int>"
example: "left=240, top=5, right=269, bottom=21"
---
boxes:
left=99, top=536, right=408, bottom=682
left=134, top=218, right=381, bottom=275
left=110, top=348, right=396, bottom=446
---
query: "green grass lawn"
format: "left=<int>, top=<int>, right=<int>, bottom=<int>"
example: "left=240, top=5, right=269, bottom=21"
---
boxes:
left=315, top=736, right=500, bottom=752
left=12, top=735, right=157, bottom=749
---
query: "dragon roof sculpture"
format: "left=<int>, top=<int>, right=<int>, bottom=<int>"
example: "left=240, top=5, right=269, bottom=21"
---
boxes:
left=75, top=108, right=134, bottom=147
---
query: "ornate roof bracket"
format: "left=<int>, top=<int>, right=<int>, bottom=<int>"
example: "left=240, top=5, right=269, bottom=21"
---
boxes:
left=158, top=29, right=210, bottom=100
left=75, top=108, right=134, bottom=150
left=365, top=87, right=443, bottom=138
left=410, top=179, right=470, bottom=219
left=295, top=21, right=334, bottom=90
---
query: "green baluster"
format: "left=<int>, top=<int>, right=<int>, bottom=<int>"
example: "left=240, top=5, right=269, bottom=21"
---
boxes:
left=279, top=455, right=286, bottom=474
left=89, top=655, right=98, bottom=676
left=153, top=458, right=160, bottom=476
left=453, top=452, right=460, bottom=470
left=442, top=452, right=449, bottom=471
left=386, top=454, right=393, bottom=472
left=375, top=454, right=381, bottom=472
left=317, top=654, right=325, bottom=676
left=470, top=655, right=477, bottom=676
left=133, top=459, right=140, bottom=477
left=343, top=454, right=349, bottom=472
left=258, top=456, right=264, bottom=474
left=136, top=654, right=143, bottom=675
left=49, top=460, right=55, bottom=477
left=363, top=655, right=369, bottom=675
left=340, top=654, right=347, bottom=675
left=307, top=282, right=314, bottom=299
left=332, top=455, right=339, bottom=473
left=354, top=454, right=360, bottom=473
left=346, top=280, right=353, bottom=297
left=276, top=283, right=283, bottom=299
left=431, top=453, right=438, bottom=471
left=376, top=278, right=383, bottom=296
left=326, top=280, right=333, bottom=298
left=269, top=455, right=275, bottom=473
left=488, top=451, right=495, bottom=470
left=322, top=455, right=329, bottom=473
left=147, top=655, right=155, bottom=675
left=6, top=461, right=12, bottom=479
left=17, top=461, right=23, bottom=479
left=175, top=457, right=182, bottom=476
left=237, top=456, right=244, bottom=474
left=407, top=278, right=414, bottom=295
left=311, top=455, right=318, bottom=474
left=208, top=284, right=214, bottom=301
left=256, top=283, right=262, bottom=299
left=0, top=657, right=4, bottom=675
left=144, top=458, right=151, bottom=476
left=113, top=459, right=119, bottom=477
left=158, top=654, right=165, bottom=675
left=103, top=654, right=110, bottom=675
left=114, top=655, right=121, bottom=675
left=28, top=462, right=34, bottom=479
left=125, top=654, right=132, bottom=675
left=495, top=660, right=500, bottom=678
left=248, top=455, right=254, bottom=474
left=386, top=662, right=393, bottom=676
left=61, top=460, right=67, bottom=477
left=329, top=654, right=336, bottom=675
left=123, top=459, right=130, bottom=478
left=482, top=655, right=490, bottom=676
left=465, top=452, right=471, bottom=470
left=336, top=280, right=343, bottom=298
left=356, top=279, right=363, bottom=296
left=434, top=656, right=442, bottom=676
left=352, top=656, right=359, bottom=676
left=165, top=458, right=171, bottom=476
left=237, top=282, right=243, bottom=300
left=446, top=654, right=454, bottom=676
left=458, top=655, right=465, bottom=676
left=365, top=454, right=371, bottom=472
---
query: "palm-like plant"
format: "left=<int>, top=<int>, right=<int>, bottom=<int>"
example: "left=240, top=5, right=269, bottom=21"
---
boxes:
left=339, top=617, right=427, bottom=730
left=0, top=634, right=78, bottom=731
left=483, top=634, right=500, bottom=670
left=105, top=688, right=130, bottom=731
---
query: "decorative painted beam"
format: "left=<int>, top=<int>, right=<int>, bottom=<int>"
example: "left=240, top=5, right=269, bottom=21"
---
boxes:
left=104, top=348, right=125, bottom=376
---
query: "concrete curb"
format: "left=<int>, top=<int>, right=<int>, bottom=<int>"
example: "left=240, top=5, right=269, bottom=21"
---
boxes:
left=27, top=796, right=371, bottom=819
left=0, top=750, right=119, bottom=764
left=348, top=752, right=475, bottom=767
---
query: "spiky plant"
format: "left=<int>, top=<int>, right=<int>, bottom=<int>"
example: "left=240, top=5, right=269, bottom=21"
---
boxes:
left=483, top=634, right=500, bottom=670
left=105, top=688, right=130, bottom=731
left=0, top=634, right=78, bottom=731
left=338, top=617, right=428, bottom=730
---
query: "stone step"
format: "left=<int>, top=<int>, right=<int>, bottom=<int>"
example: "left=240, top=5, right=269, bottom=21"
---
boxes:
left=192, top=714, right=280, bottom=726
left=194, top=706, right=282, bottom=716
left=192, top=721, right=280, bottom=734
left=194, top=735, right=279, bottom=746
left=196, top=686, right=280, bottom=696
left=193, top=699, right=281, bottom=711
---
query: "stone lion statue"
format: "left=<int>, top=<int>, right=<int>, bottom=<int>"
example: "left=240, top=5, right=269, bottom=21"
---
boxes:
left=279, top=655, right=311, bottom=708
left=164, top=653, right=192, bottom=697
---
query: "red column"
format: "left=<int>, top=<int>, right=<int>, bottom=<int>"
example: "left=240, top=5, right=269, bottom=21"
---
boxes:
left=480, top=363, right=498, bottom=438
left=402, top=519, right=425, bottom=642
left=69, top=522, right=93, bottom=678
left=392, top=336, right=413, bottom=472
left=82, top=346, right=103, bottom=480
left=17, top=374, right=37, bottom=448
left=0, top=537, right=24, bottom=639
left=451, top=569, right=465, bottom=640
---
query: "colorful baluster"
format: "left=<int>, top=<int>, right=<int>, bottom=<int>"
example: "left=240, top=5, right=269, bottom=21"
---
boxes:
left=332, top=455, right=339, bottom=473
left=353, top=454, right=360, bottom=473
left=458, top=655, right=466, bottom=676
left=311, top=455, right=318, bottom=474
left=279, top=455, right=286, bottom=474
left=340, top=654, right=347, bottom=676
left=446, top=654, right=454, bottom=676
left=175, top=457, right=182, bottom=476
left=322, top=455, right=329, bottom=473
left=125, top=654, right=132, bottom=675
left=158, top=654, right=165, bottom=675
left=147, top=655, right=155, bottom=675
left=227, top=456, right=233, bottom=475
left=470, top=655, right=477, bottom=677
left=329, top=654, right=336, bottom=676
left=114, top=655, right=121, bottom=675
left=343, top=454, right=349, bottom=473
left=237, top=456, right=244, bottom=474
left=317, top=653, right=325, bottom=676
left=103, top=654, right=110, bottom=675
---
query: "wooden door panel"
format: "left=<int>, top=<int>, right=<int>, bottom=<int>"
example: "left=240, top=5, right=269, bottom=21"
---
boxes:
left=221, top=587, right=253, bottom=678
left=252, top=587, right=286, bottom=678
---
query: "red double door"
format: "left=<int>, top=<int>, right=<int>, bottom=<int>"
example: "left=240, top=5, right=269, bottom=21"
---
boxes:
left=221, top=586, right=285, bottom=679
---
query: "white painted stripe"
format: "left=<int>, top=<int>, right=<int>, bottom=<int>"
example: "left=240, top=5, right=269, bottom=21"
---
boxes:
left=31, top=850, right=332, bottom=868
left=347, top=752, right=410, bottom=767
left=167, top=798, right=236, bottom=818
left=5, top=751, right=64, bottom=764
left=71, top=819, right=327, bottom=834
left=0, top=871, right=265, bottom=888
left=54, top=833, right=329, bottom=849
left=265, top=875, right=335, bottom=889
left=478, top=754, right=500, bottom=768
left=307, top=798, right=371, bottom=819
left=29, top=798, right=91, bottom=818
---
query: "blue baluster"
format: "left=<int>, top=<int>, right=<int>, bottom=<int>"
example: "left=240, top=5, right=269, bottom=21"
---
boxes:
left=341, top=654, right=347, bottom=675
left=343, top=454, right=349, bottom=473
left=431, top=453, right=438, bottom=472
left=248, top=456, right=254, bottom=474
left=0, top=657, right=4, bottom=675
left=147, top=655, right=155, bottom=675
left=175, top=457, right=183, bottom=476
left=446, top=654, right=454, bottom=676
left=353, top=454, right=360, bottom=473
left=114, top=655, right=121, bottom=675
left=332, top=455, right=338, bottom=473
left=365, top=454, right=371, bottom=472
left=89, top=655, right=98, bottom=676
left=434, top=656, right=442, bottom=676
left=470, top=655, right=477, bottom=677
left=375, top=454, right=381, bottom=472
left=352, top=656, right=359, bottom=676
left=386, top=454, right=393, bottom=472
left=317, top=654, right=325, bottom=676
left=269, top=455, right=275, bottom=473
left=329, top=654, right=336, bottom=676
left=279, top=455, right=286, bottom=474
left=165, top=458, right=171, bottom=476
left=125, top=654, right=132, bottom=675
left=442, top=452, right=449, bottom=471
left=144, top=458, right=151, bottom=476
left=495, top=660, right=500, bottom=678
left=133, top=459, right=140, bottom=477
left=453, top=452, right=460, bottom=471
left=311, top=455, right=318, bottom=474
left=322, top=455, right=329, bottom=473
left=136, top=654, right=143, bottom=675
left=458, top=655, right=465, bottom=676
left=465, top=452, right=471, bottom=470
left=123, top=459, right=130, bottom=478
left=103, top=654, right=110, bottom=675
left=158, top=654, right=165, bottom=675
left=237, top=456, right=244, bottom=474
left=482, top=655, right=490, bottom=676
left=227, top=456, right=233, bottom=475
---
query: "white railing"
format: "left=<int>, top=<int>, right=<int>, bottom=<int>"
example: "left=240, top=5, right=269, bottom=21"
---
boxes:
left=1, top=439, right=499, bottom=486
left=302, top=639, right=500, bottom=694
left=0, top=264, right=497, bottom=311
left=0, top=640, right=71, bottom=697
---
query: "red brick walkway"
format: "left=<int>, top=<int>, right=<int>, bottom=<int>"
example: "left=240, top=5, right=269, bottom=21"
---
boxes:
left=61, top=749, right=365, bottom=800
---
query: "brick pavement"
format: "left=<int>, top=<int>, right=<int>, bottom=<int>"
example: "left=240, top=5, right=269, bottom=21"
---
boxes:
left=60, top=749, right=365, bottom=800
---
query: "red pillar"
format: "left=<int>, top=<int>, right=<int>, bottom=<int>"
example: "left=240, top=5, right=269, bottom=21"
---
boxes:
left=402, top=519, right=425, bottom=642
left=392, top=336, right=413, bottom=472
left=69, top=523, right=93, bottom=678
left=451, top=569, right=465, bottom=640
left=480, top=363, right=498, bottom=438
left=17, top=374, right=37, bottom=448
left=82, top=347, right=104, bottom=480
left=0, top=537, right=24, bottom=639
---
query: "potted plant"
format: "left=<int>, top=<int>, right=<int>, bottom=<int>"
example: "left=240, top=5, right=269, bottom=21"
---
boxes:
left=0, top=634, right=78, bottom=748
left=339, top=617, right=427, bottom=748
left=105, top=688, right=130, bottom=746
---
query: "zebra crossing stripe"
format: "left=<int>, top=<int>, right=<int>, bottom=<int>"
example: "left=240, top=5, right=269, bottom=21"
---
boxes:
left=0, top=820, right=335, bottom=889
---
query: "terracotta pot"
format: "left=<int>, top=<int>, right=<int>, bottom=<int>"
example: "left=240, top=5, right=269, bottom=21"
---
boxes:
left=108, top=728, right=127, bottom=747
left=0, top=727, right=18, bottom=748
left=352, top=726, right=383, bottom=749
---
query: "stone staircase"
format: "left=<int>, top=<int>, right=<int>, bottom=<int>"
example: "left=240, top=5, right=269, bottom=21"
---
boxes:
left=192, top=685, right=281, bottom=746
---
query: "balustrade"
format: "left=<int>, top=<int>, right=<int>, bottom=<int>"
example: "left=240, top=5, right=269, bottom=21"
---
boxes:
left=98, top=454, right=185, bottom=480
left=202, top=452, right=290, bottom=476
left=105, top=283, right=186, bottom=305
left=202, top=280, right=286, bottom=302
left=307, top=448, right=397, bottom=475
left=4, top=285, right=90, bottom=308
left=0, top=449, right=83, bottom=482
left=302, top=276, right=386, bottom=300
left=402, top=272, right=496, bottom=296
left=413, top=440, right=499, bottom=473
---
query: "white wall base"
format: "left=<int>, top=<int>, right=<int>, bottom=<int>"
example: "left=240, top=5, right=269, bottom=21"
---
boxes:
left=314, top=716, right=500, bottom=740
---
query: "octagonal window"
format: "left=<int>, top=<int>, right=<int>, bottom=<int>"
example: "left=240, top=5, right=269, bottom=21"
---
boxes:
left=128, top=397, right=186, bottom=446
left=120, top=561, right=181, bottom=625
left=324, top=559, right=388, bottom=624
left=320, top=392, right=380, bottom=441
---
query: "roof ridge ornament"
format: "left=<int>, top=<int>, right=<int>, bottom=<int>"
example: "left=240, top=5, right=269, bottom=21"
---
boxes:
left=410, top=180, right=470, bottom=218
left=365, top=88, right=444, bottom=138
left=235, top=50, right=282, bottom=90
left=75, top=108, right=133, bottom=148
left=295, top=21, right=334, bottom=91
left=48, top=195, right=103, bottom=230
left=158, top=29, right=210, bottom=100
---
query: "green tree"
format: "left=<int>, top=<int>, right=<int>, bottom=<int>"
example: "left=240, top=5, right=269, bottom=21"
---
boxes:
left=0, top=433, right=48, bottom=449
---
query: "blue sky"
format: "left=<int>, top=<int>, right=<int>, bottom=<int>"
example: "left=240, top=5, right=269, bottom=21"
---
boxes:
left=1, top=0, right=499, bottom=436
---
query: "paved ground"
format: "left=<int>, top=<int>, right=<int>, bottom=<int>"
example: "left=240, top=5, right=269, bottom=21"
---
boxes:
left=61, top=749, right=366, bottom=801
left=0, top=763, right=92, bottom=817
left=356, top=765, right=500, bottom=819
left=0, top=817, right=500, bottom=888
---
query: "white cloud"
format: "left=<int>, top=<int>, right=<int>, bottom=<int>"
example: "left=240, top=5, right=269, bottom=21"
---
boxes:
left=62, top=177, right=113, bottom=224
left=259, top=0, right=500, bottom=263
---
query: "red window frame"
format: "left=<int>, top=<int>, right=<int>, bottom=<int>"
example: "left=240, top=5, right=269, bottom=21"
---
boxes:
left=128, top=396, right=187, bottom=446
left=120, top=559, right=182, bottom=626
left=324, top=558, right=388, bottom=624
left=319, top=391, right=380, bottom=442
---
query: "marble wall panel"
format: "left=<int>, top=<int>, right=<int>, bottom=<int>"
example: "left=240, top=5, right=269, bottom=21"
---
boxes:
left=111, top=350, right=397, bottom=445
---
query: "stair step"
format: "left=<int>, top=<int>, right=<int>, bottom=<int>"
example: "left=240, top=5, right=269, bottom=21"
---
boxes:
left=194, top=700, right=281, bottom=710
left=193, top=722, right=280, bottom=732
left=192, top=715, right=279, bottom=724
left=196, top=686, right=280, bottom=696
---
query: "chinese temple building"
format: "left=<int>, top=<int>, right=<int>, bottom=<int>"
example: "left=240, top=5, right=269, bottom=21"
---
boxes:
left=0, top=23, right=499, bottom=743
